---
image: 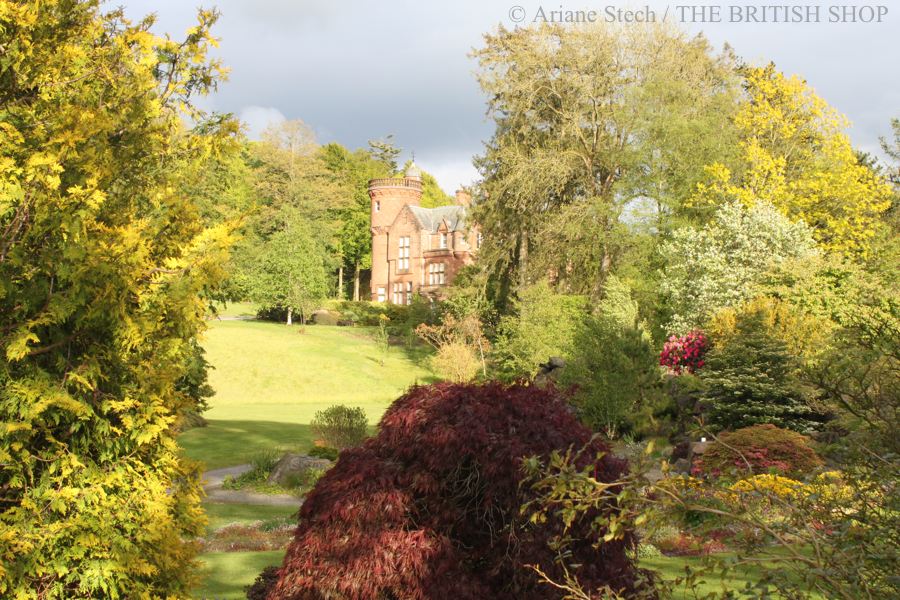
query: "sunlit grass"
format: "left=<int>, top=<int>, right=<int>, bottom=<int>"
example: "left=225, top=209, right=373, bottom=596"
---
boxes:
left=180, top=320, right=434, bottom=469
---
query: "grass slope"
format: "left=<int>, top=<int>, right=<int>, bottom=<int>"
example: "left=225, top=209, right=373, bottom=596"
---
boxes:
left=181, top=320, right=434, bottom=469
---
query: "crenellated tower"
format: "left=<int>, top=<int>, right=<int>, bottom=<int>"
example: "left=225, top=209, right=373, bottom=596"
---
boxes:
left=368, top=164, right=423, bottom=301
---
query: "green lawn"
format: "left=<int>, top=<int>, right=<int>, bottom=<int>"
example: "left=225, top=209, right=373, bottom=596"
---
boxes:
left=641, top=553, right=825, bottom=599
left=211, top=301, right=259, bottom=319
left=193, top=551, right=792, bottom=600
left=180, top=320, right=434, bottom=469
left=203, top=502, right=297, bottom=532
left=196, top=550, right=285, bottom=599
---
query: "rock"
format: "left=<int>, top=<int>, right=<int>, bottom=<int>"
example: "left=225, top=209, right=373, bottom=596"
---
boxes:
left=646, top=467, right=665, bottom=483
left=541, top=356, right=566, bottom=373
left=266, top=453, right=332, bottom=487
left=672, top=458, right=691, bottom=474
left=534, top=356, right=566, bottom=388
left=690, top=441, right=710, bottom=456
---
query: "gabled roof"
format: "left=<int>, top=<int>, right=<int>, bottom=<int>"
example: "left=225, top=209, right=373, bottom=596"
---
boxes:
left=408, top=205, right=468, bottom=233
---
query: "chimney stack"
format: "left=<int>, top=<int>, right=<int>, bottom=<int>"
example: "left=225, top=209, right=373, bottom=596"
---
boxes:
left=455, top=189, right=471, bottom=207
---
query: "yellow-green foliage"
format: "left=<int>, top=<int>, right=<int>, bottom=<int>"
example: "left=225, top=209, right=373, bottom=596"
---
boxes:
left=431, top=342, right=481, bottom=383
left=0, top=2, right=237, bottom=597
left=707, top=296, right=833, bottom=361
left=691, top=63, right=892, bottom=255
left=728, top=472, right=853, bottom=507
left=729, top=474, right=807, bottom=501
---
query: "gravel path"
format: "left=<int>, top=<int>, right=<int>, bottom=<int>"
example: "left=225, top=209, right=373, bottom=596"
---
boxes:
left=202, top=465, right=301, bottom=507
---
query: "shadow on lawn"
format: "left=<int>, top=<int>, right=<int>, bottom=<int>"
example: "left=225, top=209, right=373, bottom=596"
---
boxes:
left=198, top=550, right=285, bottom=599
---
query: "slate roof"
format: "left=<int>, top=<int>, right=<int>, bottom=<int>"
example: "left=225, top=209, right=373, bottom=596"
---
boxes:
left=408, top=205, right=468, bottom=233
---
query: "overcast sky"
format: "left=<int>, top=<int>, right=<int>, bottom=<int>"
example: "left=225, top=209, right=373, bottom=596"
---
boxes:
left=119, top=0, right=899, bottom=193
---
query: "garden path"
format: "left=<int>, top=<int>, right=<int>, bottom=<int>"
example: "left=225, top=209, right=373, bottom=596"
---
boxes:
left=202, top=465, right=301, bottom=507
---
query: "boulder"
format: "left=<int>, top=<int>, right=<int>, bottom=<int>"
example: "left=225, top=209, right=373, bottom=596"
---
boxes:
left=672, top=458, right=691, bottom=474
left=267, top=453, right=332, bottom=487
left=690, top=441, right=710, bottom=456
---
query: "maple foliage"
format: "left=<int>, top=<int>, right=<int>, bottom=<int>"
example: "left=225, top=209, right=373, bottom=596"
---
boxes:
left=264, top=382, right=646, bottom=599
left=693, top=424, right=823, bottom=478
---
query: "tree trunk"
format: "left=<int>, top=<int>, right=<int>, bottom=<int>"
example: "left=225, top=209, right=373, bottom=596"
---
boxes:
left=337, top=266, right=344, bottom=300
left=286, top=307, right=293, bottom=326
left=353, top=262, right=361, bottom=301
left=518, top=232, right=529, bottom=289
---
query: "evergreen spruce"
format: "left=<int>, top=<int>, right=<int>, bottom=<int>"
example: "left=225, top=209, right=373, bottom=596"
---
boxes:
left=702, top=312, right=821, bottom=432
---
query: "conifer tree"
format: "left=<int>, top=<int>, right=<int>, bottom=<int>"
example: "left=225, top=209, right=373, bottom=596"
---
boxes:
left=702, top=311, right=821, bottom=432
left=0, top=2, right=236, bottom=595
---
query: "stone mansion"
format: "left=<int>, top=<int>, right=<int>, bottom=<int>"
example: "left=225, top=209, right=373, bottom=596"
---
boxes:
left=368, top=164, right=479, bottom=303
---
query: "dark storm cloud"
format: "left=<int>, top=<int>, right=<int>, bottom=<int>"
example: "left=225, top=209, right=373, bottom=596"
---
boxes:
left=121, top=0, right=899, bottom=192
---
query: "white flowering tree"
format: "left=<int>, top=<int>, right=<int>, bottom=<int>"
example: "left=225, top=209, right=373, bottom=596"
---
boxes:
left=660, top=201, right=818, bottom=333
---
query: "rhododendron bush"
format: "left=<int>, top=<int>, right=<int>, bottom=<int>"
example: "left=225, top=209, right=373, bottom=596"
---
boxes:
left=659, top=330, right=708, bottom=374
left=263, top=382, right=647, bottom=599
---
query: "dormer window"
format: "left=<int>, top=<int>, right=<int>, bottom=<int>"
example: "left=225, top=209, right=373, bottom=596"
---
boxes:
left=439, top=233, right=448, bottom=249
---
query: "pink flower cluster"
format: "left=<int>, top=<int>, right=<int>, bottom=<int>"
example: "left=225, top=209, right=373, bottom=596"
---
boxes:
left=660, top=330, right=708, bottom=374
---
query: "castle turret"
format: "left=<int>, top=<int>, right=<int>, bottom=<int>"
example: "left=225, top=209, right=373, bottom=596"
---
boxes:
left=369, top=164, right=423, bottom=229
left=368, top=164, right=424, bottom=301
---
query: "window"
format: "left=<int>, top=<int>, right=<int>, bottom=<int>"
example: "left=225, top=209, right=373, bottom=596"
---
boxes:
left=398, top=236, right=410, bottom=271
left=428, top=263, right=446, bottom=285
left=377, top=287, right=385, bottom=303
left=374, top=200, right=381, bottom=212
left=392, top=282, right=402, bottom=304
left=439, top=232, right=448, bottom=249
left=406, top=281, right=413, bottom=305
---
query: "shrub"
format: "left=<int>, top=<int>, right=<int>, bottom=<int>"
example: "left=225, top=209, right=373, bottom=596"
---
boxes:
left=331, top=300, right=385, bottom=326
left=729, top=473, right=807, bottom=500
left=417, top=314, right=489, bottom=382
left=706, top=296, right=832, bottom=362
left=0, top=5, right=230, bottom=595
left=222, top=450, right=281, bottom=493
left=636, top=544, right=663, bottom=559
left=494, top=280, right=589, bottom=378
left=431, top=341, right=481, bottom=383
left=654, top=532, right=726, bottom=556
left=311, top=310, right=341, bottom=326
left=281, top=467, right=326, bottom=491
left=250, top=449, right=280, bottom=474
left=693, top=424, right=823, bottom=478
left=309, top=405, right=368, bottom=450
left=307, top=446, right=339, bottom=461
left=263, top=382, right=647, bottom=599
left=659, top=330, right=708, bottom=375
left=564, top=313, right=663, bottom=438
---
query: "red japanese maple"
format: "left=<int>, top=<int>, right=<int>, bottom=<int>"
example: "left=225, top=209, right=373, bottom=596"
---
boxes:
left=262, top=382, right=647, bottom=599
